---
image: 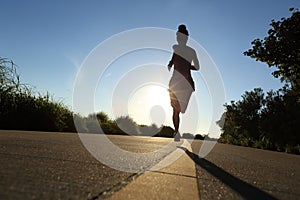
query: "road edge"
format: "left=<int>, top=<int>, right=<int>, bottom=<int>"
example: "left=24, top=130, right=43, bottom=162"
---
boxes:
left=108, top=139, right=199, bottom=200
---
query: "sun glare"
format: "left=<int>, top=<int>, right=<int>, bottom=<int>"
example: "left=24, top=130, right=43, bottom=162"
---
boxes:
left=128, top=84, right=172, bottom=126
left=147, top=85, right=170, bottom=107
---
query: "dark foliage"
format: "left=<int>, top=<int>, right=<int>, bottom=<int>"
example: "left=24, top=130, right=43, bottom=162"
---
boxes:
left=244, top=8, right=300, bottom=92
left=219, top=8, right=300, bottom=154
left=0, top=57, right=175, bottom=137
left=194, top=134, right=205, bottom=140
left=154, top=126, right=175, bottom=138
left=182, top=133, right=195, bottom=139
left=0, top=58, right=76, bottom=132
left=218, top=87, right=300, bottom=153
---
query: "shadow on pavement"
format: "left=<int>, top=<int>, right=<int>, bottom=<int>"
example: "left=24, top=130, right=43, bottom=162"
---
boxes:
left=177, top=146, right=277, bottom=200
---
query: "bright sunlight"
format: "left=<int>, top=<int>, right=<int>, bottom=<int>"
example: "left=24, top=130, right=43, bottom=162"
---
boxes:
left=128, top=84, right=172, bottom=126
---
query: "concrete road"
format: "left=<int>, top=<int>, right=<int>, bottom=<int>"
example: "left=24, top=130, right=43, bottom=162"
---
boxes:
left=191, top=141, right=300, bottom=200
left=1, top=130, right=299, bottom=200
left=0, top=130, right=178, bottom=199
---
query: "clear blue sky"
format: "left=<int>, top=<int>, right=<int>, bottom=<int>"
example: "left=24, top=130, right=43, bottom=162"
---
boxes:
left=1, top=0, right=297, bottom=135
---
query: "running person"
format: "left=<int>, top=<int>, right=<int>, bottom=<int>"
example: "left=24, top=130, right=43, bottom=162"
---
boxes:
left=167, top=24, right=199, bottom=141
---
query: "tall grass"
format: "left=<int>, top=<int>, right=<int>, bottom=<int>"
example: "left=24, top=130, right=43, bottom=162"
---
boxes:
left=0, top=58, right=75, bottom=132
left=0, top=57, right=177, bottom=137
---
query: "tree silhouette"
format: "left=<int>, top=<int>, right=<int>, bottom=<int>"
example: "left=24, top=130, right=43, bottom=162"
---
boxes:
left=244, top=8, right=300, bottom=91
left=219, top=8, right=300, bottom=153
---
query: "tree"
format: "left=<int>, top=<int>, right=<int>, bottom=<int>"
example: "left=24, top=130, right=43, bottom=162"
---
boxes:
left=96, top=111, right=110, bottom=123
left=115, top=116, right=140, bottom=135
left=154, top=126, right=174, bottom=138
left=218, top=88, right=265, bottom=146
left=260, top=88, right=300, bottom=151
left=218, top=87, right=300, bottom=153
left=219, top=8, right=300, bottom=153
left=139, top=123, right=160, bottom=136
left=244, top=8, right=300, bottom=91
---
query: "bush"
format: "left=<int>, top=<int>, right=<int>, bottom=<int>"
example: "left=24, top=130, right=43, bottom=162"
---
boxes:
left=0, top=58, right=75, bottom=132
left=182, top=133, right=194, bottom=139
left=0, top=58, right=181, bottom=139
left=194, top=134, right=205, bottom=140
left=154, top=126, right=174, bottom=138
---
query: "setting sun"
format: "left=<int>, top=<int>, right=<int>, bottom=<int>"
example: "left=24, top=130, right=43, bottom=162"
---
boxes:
left=146, top=85, right=170, bottom=108
left=128, top=84, right=172, bottom=126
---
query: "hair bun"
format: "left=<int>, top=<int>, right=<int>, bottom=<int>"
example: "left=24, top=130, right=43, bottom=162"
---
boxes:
left=178, top=24, right=189, bottom=36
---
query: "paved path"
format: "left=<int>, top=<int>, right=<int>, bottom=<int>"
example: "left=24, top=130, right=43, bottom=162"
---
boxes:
left=109, top=139, right=198, bottom=200
left=1, top=130, right=299, bottom=199
left=191, top=140, right=300, bottom=200
left=0, top=130, right=178, bottom=199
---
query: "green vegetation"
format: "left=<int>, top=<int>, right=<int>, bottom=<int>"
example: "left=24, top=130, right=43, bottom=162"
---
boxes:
left=218, top=87, right=300, bottom=153
left=2, top=9, right=298, bottom=152
left=218, top=8, right=300, bottom=154
left=0, top=58, right=76, bottom=132
left=0, top=60, right=174, bottom=137
left=75, top=112, right=176, bottom=137
left=244, top=8, right=300, bottom=92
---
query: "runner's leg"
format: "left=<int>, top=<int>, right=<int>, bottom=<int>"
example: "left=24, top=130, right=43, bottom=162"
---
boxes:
left=173, top=109, right=180, bottom=133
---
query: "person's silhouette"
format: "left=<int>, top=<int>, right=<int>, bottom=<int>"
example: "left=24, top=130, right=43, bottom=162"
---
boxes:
left=167, top=24, right=199, bottom=141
